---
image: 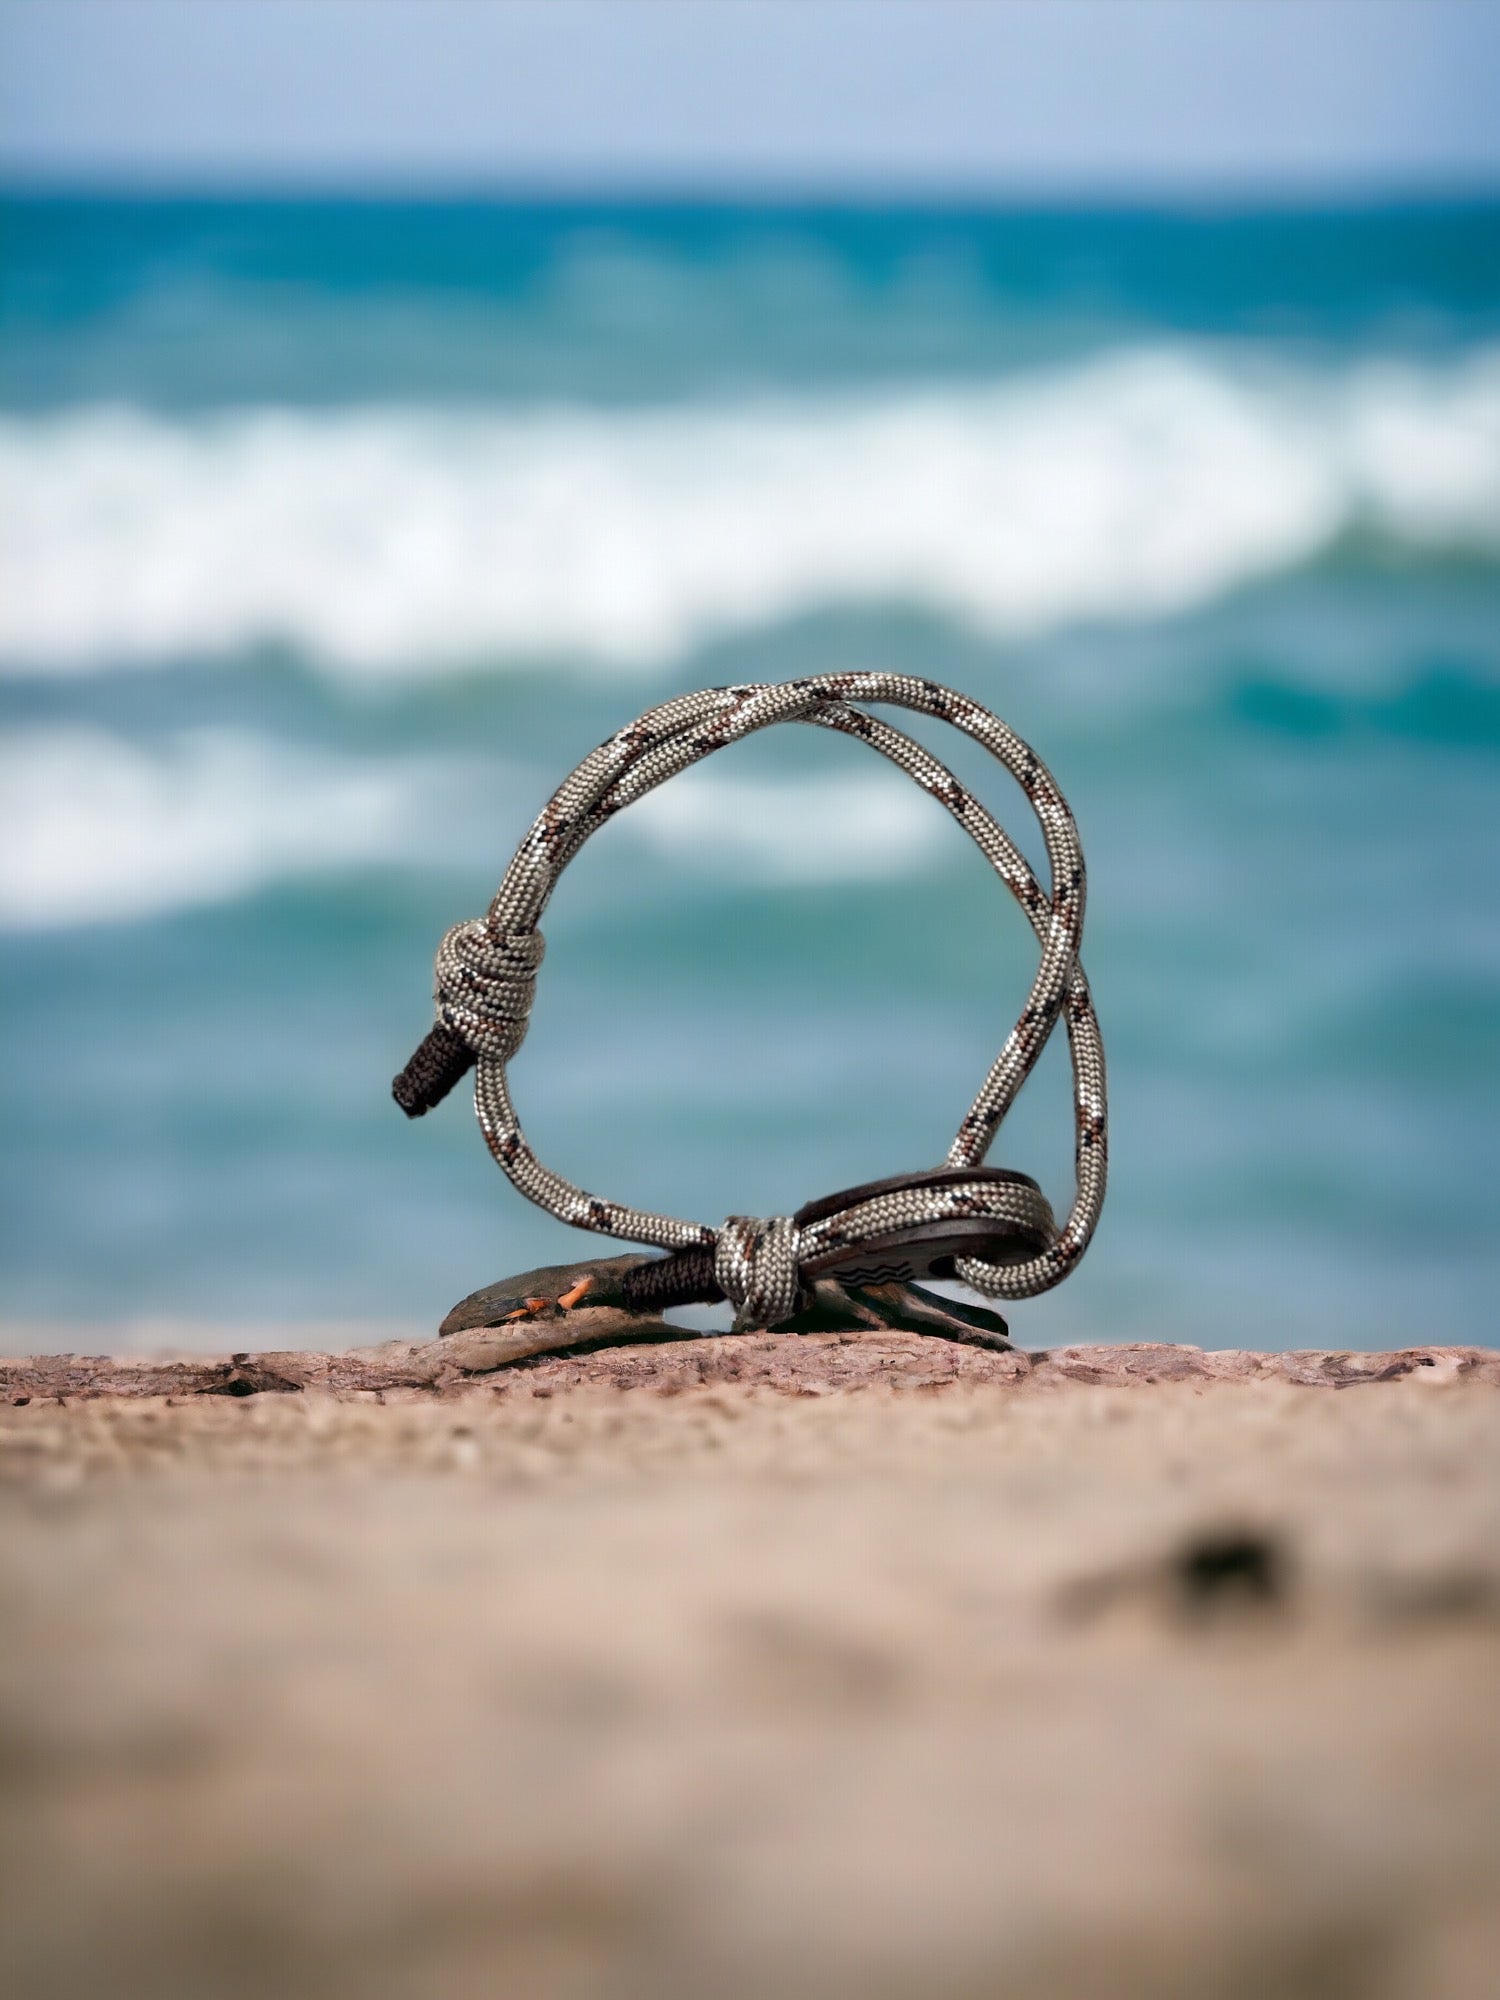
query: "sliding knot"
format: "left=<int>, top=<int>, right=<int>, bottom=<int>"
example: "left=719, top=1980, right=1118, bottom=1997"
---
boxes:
left=714, top=1213, right=805, bottom=1331
left=434, top=919, right=545, bottom=1065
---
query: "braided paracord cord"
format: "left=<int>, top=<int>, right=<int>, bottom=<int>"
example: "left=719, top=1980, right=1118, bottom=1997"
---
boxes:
left=394, top=675, right=1107, bottom=1330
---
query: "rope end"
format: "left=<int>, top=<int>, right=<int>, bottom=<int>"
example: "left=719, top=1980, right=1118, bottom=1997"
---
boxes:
left=392, top=1023, right=475, bottom=1118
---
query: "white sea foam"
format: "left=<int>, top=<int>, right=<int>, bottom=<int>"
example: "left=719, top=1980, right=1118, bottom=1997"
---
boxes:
left=2, top=346, right=1497, bottom=676
left=627, top=766, right=947, bottom=882
left=0, top=729, right=433, bottom=926
left=0, top=729, right=952, bottom=927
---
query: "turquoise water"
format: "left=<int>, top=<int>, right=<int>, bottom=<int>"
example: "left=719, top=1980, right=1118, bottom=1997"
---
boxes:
left=2, top=198, right=1497, bottom=1346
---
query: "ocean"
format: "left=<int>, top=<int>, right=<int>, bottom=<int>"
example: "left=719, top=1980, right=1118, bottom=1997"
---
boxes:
left=1, top=197, right=1497, bottom=1348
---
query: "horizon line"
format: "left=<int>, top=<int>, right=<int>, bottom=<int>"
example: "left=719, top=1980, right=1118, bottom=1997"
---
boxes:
left=6, top=171, right=1500, bottom=213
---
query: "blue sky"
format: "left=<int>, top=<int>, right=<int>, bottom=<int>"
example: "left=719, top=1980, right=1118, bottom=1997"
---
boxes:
left=2, top=0, right=1499, bottom=194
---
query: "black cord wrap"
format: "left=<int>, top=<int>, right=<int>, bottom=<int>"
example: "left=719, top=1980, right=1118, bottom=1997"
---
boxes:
left=392, top=1024, right=474, bottom=1118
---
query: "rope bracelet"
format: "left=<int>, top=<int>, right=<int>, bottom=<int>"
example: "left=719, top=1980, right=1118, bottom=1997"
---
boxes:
left=393, top=674, right=1107, bottom=1330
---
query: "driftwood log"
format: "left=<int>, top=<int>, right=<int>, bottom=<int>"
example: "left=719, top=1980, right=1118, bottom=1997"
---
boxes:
left=0, top=1255, right=1008, bottom=1399
left=2, top=1254, right=1497, bottom=1402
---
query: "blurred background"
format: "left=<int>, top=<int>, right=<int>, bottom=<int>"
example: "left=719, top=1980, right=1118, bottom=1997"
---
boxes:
left=1, top=0, right=1497, bottom=1350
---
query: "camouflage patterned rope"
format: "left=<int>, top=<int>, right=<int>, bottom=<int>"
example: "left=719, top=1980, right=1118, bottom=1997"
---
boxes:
left=394, top=674, right=1107, bottom=1330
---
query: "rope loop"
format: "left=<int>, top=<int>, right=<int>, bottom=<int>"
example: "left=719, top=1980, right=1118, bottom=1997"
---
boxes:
left=395, top=673, right=1108, bottom=1326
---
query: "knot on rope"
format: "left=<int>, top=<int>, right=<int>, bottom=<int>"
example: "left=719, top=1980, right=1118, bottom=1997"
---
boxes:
left=714, top=1213, right=805, bottom=1331
left=435, top=919, right=545, bottom=1064
left=391, top=920, right=544, bottom=1118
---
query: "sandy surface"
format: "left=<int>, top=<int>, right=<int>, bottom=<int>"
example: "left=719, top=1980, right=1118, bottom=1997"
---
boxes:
left=3, top=1335, right=1499, bottom=2000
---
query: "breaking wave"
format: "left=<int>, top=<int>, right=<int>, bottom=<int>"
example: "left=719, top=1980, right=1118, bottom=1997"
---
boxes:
left=0, top=729, right=448, bottom=927
left=2, top=345, right=1498, bottom=677
left=0, top=729, right=951, bottom=928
